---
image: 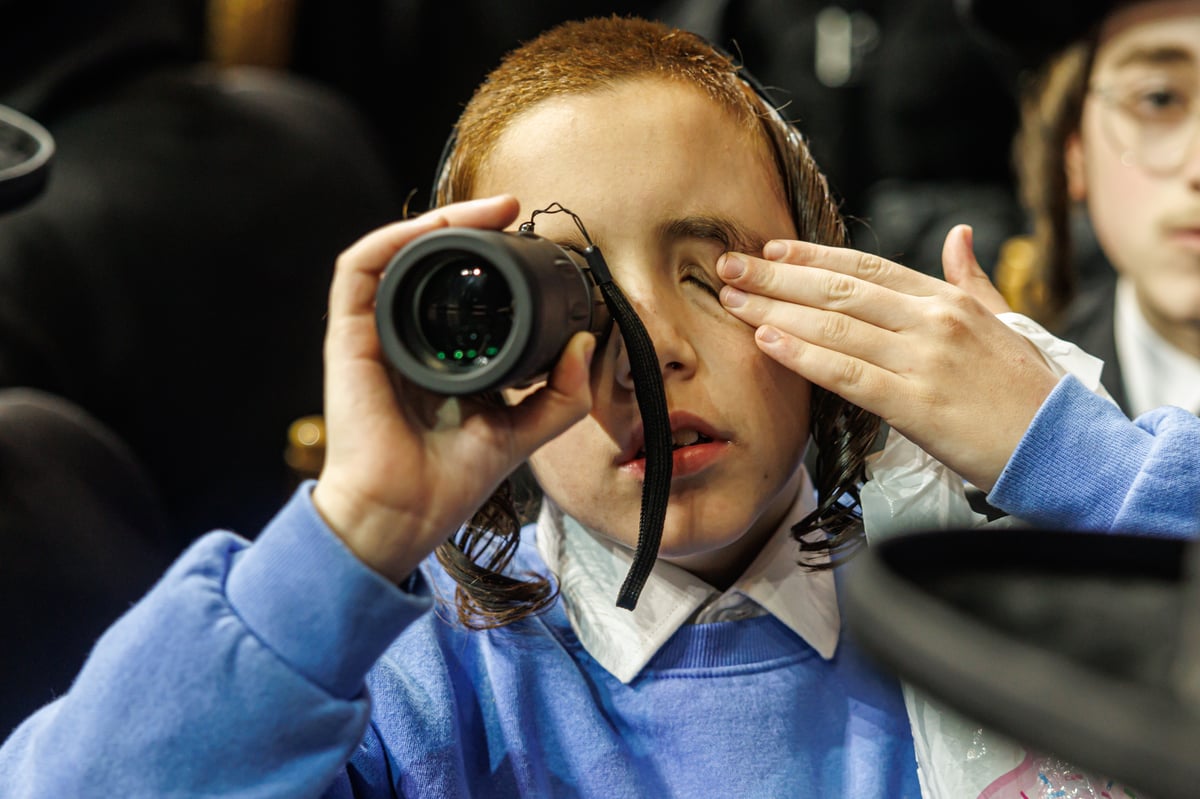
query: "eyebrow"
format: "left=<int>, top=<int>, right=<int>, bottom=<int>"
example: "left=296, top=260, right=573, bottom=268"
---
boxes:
left=1111, top=45, right=1197, bottom=70
left=657, top=215, right=768, bottom=256
left=548, top=215, right=771, bottom=256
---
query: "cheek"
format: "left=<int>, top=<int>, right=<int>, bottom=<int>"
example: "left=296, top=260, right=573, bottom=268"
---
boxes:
left=1087, top=180, right=1154, bottom=275
left=525, top=417, right=606, bottom=506
left=1080, top=131, right=1156, bottom=269
left=761, top=362, right=813, bottom=433
left=723, top=334, right=813, bottom=450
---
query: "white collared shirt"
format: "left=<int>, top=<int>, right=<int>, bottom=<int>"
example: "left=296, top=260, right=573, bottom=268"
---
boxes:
left=536, top=469, right=839, bottom=684
left=1115, top=277, right=1200, bottom=416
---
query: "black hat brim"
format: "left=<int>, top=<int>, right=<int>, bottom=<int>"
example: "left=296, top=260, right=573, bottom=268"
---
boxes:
left=845, top=526, right=1200, bottom=799
left=957, top=0, right=1115, bottom=70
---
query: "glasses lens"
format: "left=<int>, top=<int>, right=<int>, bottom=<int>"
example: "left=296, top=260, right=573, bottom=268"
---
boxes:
left=1098, top=77, right=1200, bottom=172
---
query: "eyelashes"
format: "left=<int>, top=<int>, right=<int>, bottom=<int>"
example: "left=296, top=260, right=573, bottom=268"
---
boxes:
left=680, top=264, right=721, bottom=299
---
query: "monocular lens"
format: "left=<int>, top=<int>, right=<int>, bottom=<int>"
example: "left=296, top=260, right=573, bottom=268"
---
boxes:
left=414, top=256, right=513, bottom=369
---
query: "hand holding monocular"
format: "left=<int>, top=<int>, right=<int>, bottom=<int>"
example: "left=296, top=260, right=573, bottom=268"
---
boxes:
left=373, top=203, right=671, bottom=611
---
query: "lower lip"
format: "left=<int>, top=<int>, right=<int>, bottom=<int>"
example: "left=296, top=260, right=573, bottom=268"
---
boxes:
left=619, top=441, right=729, bottom=481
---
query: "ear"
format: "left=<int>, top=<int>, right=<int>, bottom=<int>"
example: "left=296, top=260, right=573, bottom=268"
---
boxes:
left=1064, top=132, right=1087, bottom=202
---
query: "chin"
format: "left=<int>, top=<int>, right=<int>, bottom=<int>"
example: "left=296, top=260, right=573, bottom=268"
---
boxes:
left=655, top=511, right=751, bottom=558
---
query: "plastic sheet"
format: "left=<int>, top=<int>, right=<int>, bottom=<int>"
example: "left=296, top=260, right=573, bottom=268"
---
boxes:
left=859, top=313, right=1137, bottom=798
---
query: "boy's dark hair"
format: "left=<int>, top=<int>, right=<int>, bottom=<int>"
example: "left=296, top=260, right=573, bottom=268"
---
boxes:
left=434, top=16, right=880, bottom=629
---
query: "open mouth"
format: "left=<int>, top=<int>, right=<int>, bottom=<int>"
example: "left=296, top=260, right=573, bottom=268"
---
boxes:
left=636, top=430, right=714, bottom=459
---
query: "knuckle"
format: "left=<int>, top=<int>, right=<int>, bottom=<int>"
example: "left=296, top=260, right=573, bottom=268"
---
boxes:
left=931, top=305, right=969, bottom=336
left=821, top=272, right=858, bottom=304
left=820, top=312, right=852, bottom=345
left=837, top=358, right=866, bottom=388
left=923, top=294, right=976, bottom=336
left=945, top=289, right=979, bottom=314
left=855, top=252, right=887, bottom=281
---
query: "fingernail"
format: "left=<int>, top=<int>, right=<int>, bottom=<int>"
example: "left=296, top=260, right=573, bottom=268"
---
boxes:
left=762, top=241, right=786, bottom=260
left=720, top=286, right=747, bottom=308
left=718, top=253, right=745, bottom=280
left=758, top=326, right=781, bottom=343
left=584, top=336, right=597, bottom=367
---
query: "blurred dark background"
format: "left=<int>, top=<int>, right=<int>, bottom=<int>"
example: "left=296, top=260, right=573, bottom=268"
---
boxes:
left=283, top=0, right=1023, bottom=272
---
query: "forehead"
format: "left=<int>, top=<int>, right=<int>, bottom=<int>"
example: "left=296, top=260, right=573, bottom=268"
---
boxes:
left=1094, top=0, right=1200, bottom=71
left=473, top=77, right=789, bottom=230
left=476, top=77, right=774, bottom=176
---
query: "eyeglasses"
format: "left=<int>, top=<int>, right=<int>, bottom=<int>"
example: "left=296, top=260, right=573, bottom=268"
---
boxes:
left=1089, top=78, right=1200, bottom=174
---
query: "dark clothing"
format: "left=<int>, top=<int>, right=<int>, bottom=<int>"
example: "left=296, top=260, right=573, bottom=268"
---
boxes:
left=0, top=1, right=401, bottom=731
left=1055, top=280, right=1132, bottom=417
left=664, top=0, right=1023, bottom=276
left=0, top=65, right=401, bottom=538
left=0, top=0, right=402, bottom=538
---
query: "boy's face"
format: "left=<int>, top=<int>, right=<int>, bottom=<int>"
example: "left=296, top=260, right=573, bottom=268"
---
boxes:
left=1068, top=0, right=1200, bottom=346
left=484, top=78, right=810, bottom=587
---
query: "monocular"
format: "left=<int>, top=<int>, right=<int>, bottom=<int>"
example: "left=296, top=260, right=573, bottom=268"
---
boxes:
left=375, top=222, right=610, bottom=396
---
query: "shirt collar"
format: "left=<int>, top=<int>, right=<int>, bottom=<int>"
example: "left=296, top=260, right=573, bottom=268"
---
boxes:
left=536, top=469, right=838, bottom=683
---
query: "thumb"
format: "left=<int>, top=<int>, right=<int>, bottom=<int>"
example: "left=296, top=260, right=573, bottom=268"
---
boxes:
left=941, top=224, right=1011, bottom=314
left=505, top=332, right=596, bottom=460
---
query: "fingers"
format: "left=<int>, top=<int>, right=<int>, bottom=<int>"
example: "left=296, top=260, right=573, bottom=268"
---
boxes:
left=722, top=286, right=905, bottom=368
left=940, top=224, right=1011, bottom=314
left=718, top=250, right=927, bottom=333
left=504, top=332, right=596, bottom=460
left=329, top=195, right=520, bottom=322
left=752, top=325, right=905, bottom=417
left=754, top=238, right=943, bottom=296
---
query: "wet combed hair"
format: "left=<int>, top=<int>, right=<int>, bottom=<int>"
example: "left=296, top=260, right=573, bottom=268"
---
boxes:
left=432, top=16, right=880, bottom=629
left=1013, top=38, right=1098, bottom=325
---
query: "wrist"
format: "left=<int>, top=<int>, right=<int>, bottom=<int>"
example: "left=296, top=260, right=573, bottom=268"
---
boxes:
left=310, top=479, right=428, bottom=584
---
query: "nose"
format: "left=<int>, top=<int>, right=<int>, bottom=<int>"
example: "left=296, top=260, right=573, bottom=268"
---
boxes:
left=612, top=291, right=697, bottom=391
left=1185, top=127, right=1200, bottom=190
left=1172, top=108, right=1200, bottom=186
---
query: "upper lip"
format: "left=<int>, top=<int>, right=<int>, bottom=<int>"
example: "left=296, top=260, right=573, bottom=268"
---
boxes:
left=1161, top=214, right=1200, bottom=233
left=615, top=411, right=727, bottom=464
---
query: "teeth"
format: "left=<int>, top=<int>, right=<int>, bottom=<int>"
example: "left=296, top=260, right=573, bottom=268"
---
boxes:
left=634, top=430, right=712, bottom=458
left=672, top=429, right=701, bottom=447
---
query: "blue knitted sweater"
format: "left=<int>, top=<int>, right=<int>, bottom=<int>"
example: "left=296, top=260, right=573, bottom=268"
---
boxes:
left=0, top=485, right=919, bottom=797
left=3, top=373, right=1196, bottom=797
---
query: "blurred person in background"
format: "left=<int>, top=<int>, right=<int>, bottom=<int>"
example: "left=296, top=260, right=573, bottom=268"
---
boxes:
left=977, top=0, right=1200, bottom=418
left=0, top=0, right=402, bottom=541
left=0, top=0, right=401, bottom=732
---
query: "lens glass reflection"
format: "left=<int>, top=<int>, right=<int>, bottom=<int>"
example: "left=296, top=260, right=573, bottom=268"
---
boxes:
left=414, top=256, right=513, bottom=369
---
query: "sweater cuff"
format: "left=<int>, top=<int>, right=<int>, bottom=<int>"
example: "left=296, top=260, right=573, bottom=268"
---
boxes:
left=226, top=481, right=432, bottom=699
left=988, top=374, right=1151, bottom=530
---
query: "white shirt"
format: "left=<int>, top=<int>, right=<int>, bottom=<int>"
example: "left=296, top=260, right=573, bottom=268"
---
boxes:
left=535, top=469, right=839, bottom=684
left=1114, top=277, right=1200, bottom=416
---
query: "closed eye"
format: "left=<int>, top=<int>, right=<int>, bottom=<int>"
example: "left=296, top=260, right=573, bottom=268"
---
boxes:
left=682, top=268, right=720, bottom=299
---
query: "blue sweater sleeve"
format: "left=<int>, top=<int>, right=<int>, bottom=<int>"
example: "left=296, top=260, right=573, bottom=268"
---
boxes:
left=989, top=374, right=1200, bottom=536
left=0, top=483, right=431, bottom=798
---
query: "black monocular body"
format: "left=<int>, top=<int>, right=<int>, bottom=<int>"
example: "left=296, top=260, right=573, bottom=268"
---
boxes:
left=375, top=227, right=611, bottom=395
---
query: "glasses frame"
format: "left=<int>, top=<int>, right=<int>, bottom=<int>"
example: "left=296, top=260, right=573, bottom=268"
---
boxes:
left=1088, top=82, right=1200, bottom=175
